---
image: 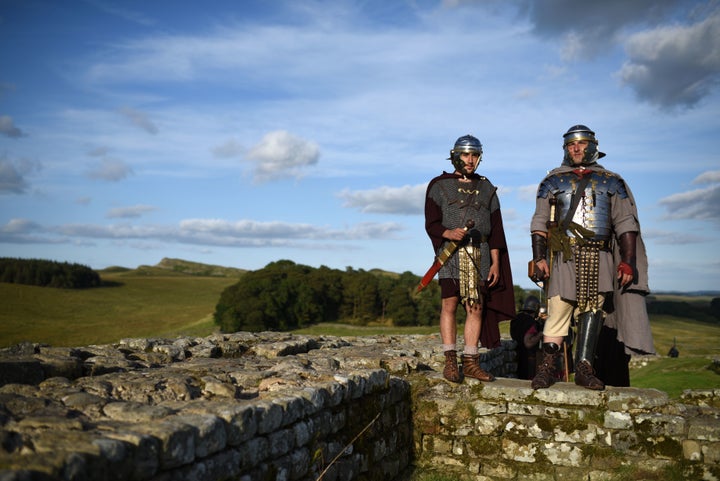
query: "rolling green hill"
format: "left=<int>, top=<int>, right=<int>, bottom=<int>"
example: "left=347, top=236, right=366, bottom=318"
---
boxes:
left=0, top=261, right=241, bottom=347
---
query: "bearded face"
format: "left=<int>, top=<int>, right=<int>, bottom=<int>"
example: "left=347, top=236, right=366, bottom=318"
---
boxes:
left=452, top=151, right=481, bottom=175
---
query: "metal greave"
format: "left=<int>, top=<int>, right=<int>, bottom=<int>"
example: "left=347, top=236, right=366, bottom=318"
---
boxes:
left=575, top=310, right=604, bottom=366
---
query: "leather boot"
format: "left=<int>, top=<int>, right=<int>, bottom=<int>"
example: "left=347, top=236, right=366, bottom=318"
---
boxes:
left=443, top=350, right=461, bottom=382
left=574, top=310, right=605, bottom=390
left=575, top=359, right=605, bottom=390
left=531, top=342, right=560, bottom=389
left=461, top=353, right=495, bottom=382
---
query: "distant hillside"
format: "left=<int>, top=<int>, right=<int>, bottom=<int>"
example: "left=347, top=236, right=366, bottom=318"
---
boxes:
left=101, top=258, right=247, bottom=278
left=154, top=258, right=247, bottom=277
left=654, top=290, right=720, bottom=297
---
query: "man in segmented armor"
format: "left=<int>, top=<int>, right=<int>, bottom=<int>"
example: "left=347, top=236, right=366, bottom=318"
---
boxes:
left=529, top=125, right=655, bottom=390
left=425, top=134, right=516, bottom=383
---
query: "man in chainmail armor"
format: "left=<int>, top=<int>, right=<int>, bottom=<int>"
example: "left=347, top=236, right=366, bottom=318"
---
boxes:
left=425, top=134, right=516, bottom=383
left=529, top=125, right=654, bottom=390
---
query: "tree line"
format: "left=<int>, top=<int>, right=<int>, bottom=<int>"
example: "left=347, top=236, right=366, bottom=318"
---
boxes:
left=213, top=259, right=531, bottom=332
left=6, top=256, right=717, bottom=330
left=0, top=257, right=101, bottom=289
left=647, top=297, right=720, bottom=324
left=213, top=260, right=436, bottom=332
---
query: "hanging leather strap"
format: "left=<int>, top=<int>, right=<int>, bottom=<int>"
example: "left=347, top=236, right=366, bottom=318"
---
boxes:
left=560, top=175, right=592, bottom=231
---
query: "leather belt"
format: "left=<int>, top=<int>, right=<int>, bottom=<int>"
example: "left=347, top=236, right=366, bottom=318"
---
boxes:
left=469, top=234, right=489, bottom=246
left=568, top=237, right=611, bottom=251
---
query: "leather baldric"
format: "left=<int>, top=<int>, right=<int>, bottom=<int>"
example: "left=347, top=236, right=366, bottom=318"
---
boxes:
left=560, top=174, right=592, bottom=232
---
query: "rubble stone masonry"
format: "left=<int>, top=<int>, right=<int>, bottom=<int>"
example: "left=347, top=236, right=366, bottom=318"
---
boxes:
left=0, top=332, right=718, bottom=480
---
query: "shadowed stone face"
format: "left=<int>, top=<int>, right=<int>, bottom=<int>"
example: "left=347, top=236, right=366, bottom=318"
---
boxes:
left=0, top=333, right=716, bottom=481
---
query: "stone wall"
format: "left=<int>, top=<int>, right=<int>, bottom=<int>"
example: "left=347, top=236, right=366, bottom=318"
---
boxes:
left=411, top=372, right=720, bottom=480
left=0, top=332, right=718, bottom=481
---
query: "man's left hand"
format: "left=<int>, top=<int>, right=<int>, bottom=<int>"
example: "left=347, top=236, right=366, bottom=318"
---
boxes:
left=617, top=262, right=634, bottom=287
left=487, top=264, right=500, bottom=287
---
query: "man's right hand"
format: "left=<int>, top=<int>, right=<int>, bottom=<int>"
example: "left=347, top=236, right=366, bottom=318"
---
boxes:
left=443, top=228, right=467, bottom=241
left=534, top=259, right=550, bottom=280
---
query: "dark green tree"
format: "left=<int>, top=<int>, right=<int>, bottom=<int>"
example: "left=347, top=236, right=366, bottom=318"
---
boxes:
left=215, top=260, right=338, bottom=332
left=340, top=268, right=380, bottom=324
left=414, top=281, right=440, bottom=326
left=214, top=276, right=265, bottom=332
left=711, top=298, right=720, bottom=320
left=386, top=283, right=417, bottom=326
left=0, top=258, right=100, bottom=288
left=214, top=258, right=528, bottom=332
left=306, top=266, right=343, bottom=323
left=376, top=274, right=396, bottom=322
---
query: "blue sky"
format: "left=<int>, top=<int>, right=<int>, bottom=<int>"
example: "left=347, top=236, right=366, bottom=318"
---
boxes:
left=1, top=0, right=719, bottom=293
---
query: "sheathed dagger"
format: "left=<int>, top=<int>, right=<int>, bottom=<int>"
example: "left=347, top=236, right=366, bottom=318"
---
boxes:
left=416, top=220, right=475, bottom=293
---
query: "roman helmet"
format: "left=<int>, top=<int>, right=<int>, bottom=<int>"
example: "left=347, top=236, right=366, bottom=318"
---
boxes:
left=562, top=124, right=605, bottom=166
left=449, top=134, right=482, bottom=175
left=521, top=295, right=540, bottom=317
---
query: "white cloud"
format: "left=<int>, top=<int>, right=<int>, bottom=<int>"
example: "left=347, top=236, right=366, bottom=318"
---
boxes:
left=119, top=107, right=159, bottom=134
left=106, top=205, right=157, bottom=219
left=87, top=146, right=111, bottom=157
left=491, top=0, right=720, bottom=109
left=693, top=170, right=720, bottom=184
left=618, top=11, right=720, bottom=109
left=0, top=219, right=53, bottom=244
left=519, top=0, right=683, bottom=55
left=516, top=184, right=539, bottom=201
left=659, top=183, right=720, bottom=223
left=338, top=184, right=425, bottom=215
left=0, top=115, right=26, bottom=138
left=0, top=157, right=42, bottom=194
left=0, top=217, right=403, bottom=248
left=666, top=171, right=720, bottom=224
left=245, top=130, right=320, bottom=182
left=1, top=218, right=41, bottom=234
left=0, top=159, right=29, bottom=194
left=643, top=228, right=711, bottom=244
left=86, top=158, right=134, bottom=182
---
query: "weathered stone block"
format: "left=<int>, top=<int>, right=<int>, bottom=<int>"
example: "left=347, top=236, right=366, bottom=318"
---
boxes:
left=173, top=414, right=227, bottom=458
left=0, top=360, right=44, bottom=387
left=541, top=441, right=586, bottom=467
left=689, top=416, right=720, bottom=442
left=136, top=419, right=196, bottom=469
left=604, top=410, right=632, bottom=430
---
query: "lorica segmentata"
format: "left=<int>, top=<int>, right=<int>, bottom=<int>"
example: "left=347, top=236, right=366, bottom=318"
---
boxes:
left=537, top=171, right=628, bottom=240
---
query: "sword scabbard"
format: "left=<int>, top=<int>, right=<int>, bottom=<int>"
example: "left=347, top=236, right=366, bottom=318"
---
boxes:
left=416, top=220, right=475, bottom=293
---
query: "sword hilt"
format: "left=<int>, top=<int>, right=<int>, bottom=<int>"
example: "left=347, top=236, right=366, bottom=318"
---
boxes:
left=547, top=197, right=557, bottom=229
left=416, top=220, right=476, bottom=294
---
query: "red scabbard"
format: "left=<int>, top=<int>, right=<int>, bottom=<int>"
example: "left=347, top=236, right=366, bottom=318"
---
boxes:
left=416, top=220, right=474, bottom=294
left=416, top=260, right=443, bottom=293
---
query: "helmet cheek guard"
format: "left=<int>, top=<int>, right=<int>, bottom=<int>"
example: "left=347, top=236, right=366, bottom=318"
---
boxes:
left=562, top=124, right=605, bottom=166
left=449, top=134, right=483, bottom=175
left=563, top=141, right=599, bottom=165
left=450, top=153, right=467, bottom=173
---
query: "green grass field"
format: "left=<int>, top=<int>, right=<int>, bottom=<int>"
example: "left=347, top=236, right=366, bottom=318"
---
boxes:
left=1, top=273, right=718, bottom=399
left=0, top=271, right=238, bottom=347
